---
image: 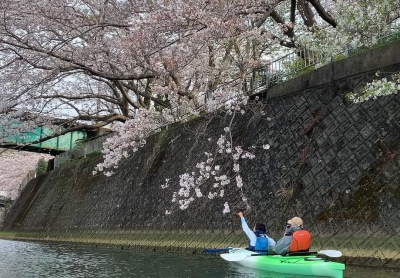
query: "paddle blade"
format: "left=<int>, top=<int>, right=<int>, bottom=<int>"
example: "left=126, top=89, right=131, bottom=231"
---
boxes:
left=318, top=250, right=342, bottom=257
left=220, top=253, right=249, bottom=262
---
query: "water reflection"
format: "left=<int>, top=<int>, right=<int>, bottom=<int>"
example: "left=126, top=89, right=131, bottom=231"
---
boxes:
left=0, top=239, right=398, bottom=278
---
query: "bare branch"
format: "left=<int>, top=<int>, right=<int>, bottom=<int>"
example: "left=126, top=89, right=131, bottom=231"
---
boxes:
left=306, top=0, right=337, bottom=27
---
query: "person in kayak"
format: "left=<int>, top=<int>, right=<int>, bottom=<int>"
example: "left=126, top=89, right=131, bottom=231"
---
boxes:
left=236, top=211, right=276, bottom=254
left=274, top=216, right=311, bottom=255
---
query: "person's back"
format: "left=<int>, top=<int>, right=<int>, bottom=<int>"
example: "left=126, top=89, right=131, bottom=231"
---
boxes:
left=274, top=216, right=311, bottom=255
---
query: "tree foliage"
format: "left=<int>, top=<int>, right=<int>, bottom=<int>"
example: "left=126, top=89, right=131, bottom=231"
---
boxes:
left=0, top=149, right=52, bottom=199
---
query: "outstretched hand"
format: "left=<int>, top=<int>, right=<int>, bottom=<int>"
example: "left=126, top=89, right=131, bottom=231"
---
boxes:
left=237, top=211, right=244, bottom=218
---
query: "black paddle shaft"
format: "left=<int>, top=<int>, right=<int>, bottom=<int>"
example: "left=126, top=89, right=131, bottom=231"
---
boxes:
left=250, top=251, right=319, bottom=257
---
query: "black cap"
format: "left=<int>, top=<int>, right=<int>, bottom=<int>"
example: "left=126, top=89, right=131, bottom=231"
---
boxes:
left=255, top=223, right=266, bottom=233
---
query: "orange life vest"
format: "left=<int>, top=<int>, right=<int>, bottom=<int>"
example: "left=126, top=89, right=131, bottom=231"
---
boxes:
left=288, top=230, right=311, bottom=252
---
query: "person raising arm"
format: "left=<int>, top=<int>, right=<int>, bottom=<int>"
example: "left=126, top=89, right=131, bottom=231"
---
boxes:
left=237, top=211, right=276, bottom=253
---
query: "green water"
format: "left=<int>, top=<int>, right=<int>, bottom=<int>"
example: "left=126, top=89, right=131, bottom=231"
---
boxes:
left=0, top=239, right=397, bottom=278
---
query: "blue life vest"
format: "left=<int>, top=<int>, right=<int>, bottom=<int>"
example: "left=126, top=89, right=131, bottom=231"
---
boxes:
left=248, top=234, right=268, bottom=254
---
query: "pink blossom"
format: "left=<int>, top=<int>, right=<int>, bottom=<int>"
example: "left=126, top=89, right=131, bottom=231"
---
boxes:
left=0, top=150, right=52, bottom=199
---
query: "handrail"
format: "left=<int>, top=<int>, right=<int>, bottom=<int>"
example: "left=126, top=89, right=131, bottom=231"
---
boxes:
left=245, top=27, right=400, bottom=96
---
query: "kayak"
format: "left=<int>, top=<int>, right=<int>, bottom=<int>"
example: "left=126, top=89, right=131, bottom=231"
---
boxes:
left=220, top=248, right=345, bottom=278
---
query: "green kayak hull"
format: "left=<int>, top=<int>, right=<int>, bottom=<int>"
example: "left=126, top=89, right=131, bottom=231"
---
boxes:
left=222, top=249, right=345, bottom=278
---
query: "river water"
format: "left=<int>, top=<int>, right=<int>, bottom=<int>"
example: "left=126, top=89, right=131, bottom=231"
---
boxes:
left=0, top=239, right=398, bottom=278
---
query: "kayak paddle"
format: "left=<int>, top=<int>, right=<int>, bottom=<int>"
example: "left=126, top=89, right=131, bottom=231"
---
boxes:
left=220, top=250, right=342, bottom=262
left=204, top=248, right=230, bottom=254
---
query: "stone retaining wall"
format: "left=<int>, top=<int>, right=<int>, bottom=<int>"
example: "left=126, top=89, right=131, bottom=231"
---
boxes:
left=3, top=41, right=400, bottom=268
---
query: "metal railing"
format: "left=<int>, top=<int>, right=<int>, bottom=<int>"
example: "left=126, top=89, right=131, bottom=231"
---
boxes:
left=246, top=27, right=400, bottom=96
left=245, top=48, right=326, bottom=96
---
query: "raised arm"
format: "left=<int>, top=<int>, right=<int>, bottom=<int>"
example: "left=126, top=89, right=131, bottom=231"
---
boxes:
left=237, top=211, right=256, bottom=246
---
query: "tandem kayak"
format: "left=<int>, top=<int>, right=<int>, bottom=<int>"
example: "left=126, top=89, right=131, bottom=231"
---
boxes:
left=220, top=248, right=345, bottom=278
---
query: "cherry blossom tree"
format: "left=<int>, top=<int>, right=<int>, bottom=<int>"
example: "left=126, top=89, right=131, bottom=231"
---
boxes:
left=295, top=0, right=399, bottom=63
left=0, top=1, right=341, bottom=140
left=0, top=0, right=398, bottom=172
left=0, top=149, right=52, bottom=200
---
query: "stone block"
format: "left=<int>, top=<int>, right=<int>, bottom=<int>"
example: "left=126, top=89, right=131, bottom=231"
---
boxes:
left=310, top=100, right=323, bottom=112
left=351, top=106, right=370, bottom=123
left=306, top=91, right=320, bottom=105
left=332, top=104, right=345, bottom=117
left=343, top=157, right=356, bottom=171
left=354, top=144, right=370, bottom=160
left=383, top=99, right=400, bottom=116
left=377, top=94, right=394, bottom=108
left=283, top=98, right=295, bottom=110
left=388, top=110, right=400, bottom=124
left=301, top=172, right=315, bottom=185
left=294, top=95, right=307, bottom=108
left=347, top=166, right=362, bottom=183
left=324, top=123, right=340, bottom=137
left=322, top=147, right=336, bottom=165
left=319, top=139, right=333, bottom=154
left=336, top=109, right=352, bottom=124
left=301, top=109, right=313, bottom=123
left=315, top=170, right=329, bottom=185
left=319, top=88, right=336, bottom=105
left=337, top=146, right=351, bottom=163
left=343, top=125, right=358, bottom=142
left=293, top=103, right=309, bottom=118
left=365, top=131, right=381, bottom=148
left=322, top=113, right=335, bottom=126
left=290, top=119, right=303, bottom=133
left=329, top=128, right=344, bottom=145
left=339, top=122, right=352, bottom=135
left=316, top=132, right=328, bottom=146
left=345, top=102, right=359, bottom=113
left=359, top=153, right=376, bottom=170
left=329, top=96, right=343, bottom=111
left=330, top=170, right=343, bottom=185
left=311, top=160, right=325, bottom=175
left=369, top=112, right=388, bottom=128
left=337, top=175, right=353, bottom=191
left=367, top=101, right=386, bottom=119
left=286, top=143, right=297, bottom=158
left=309, top=151, right=322, bottom=167
left=295, top=135, right=308, bottom=148
left=360, top=123, right=376, bottom=140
